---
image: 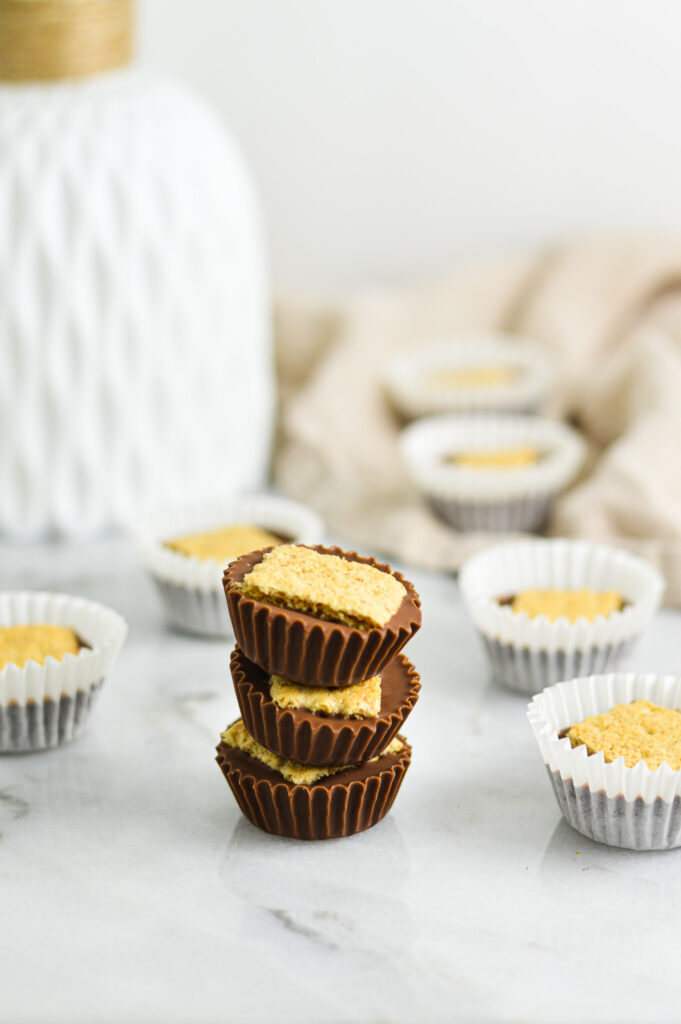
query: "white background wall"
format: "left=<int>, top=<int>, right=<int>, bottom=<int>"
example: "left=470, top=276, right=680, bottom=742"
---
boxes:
left=139, top=0, right=681, bottom=289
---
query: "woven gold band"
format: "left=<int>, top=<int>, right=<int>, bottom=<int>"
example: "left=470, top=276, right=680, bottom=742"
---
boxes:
left=0, top=0, right=133, bottom=82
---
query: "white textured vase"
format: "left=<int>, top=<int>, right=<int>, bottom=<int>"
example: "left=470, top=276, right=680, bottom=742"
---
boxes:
left=0, top=69, right=272, bottom=537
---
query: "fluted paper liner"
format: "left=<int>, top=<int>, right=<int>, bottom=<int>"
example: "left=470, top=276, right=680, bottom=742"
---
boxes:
left=139, top=495, right=324, bottom=637
left=528, top=673, right=681, bottom=850
left=0, top=591, right=127, bottom=753
left=400, top=413, right=585, bottom=533
left=224, top=546, right=422, bottom=687
left=231, top=647, right=421, bottom=766
left=383, top=336, right=557, bottom=419
left=216, top=733, right=411, bottom=840
left=460, top=539, right=664, bottom=694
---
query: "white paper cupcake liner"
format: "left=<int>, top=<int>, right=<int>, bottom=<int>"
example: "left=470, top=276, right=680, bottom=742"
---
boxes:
left=528, top=673, right=681, bottom=850
left=400, top=413, right=585, bottom=533
left=0, top=592, right=127, bottom=753
left=460, top=539, right=664, bottom=694
left=383, top=336, right=557, bottom=420
left=139, top=495, right=325, bottom=638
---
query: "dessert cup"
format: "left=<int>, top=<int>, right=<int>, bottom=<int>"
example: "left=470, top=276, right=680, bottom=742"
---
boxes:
left=231, top=646, right=421, bottom=766
left=528, top=672, right=681, bottom=850
left=0, top=591, right=127, bottom=753
left=400, top=413, right=585, bottom=533
left=139, top=495, right=323, bottom=637
left=384, top=336, right=556, bottom=420
left=460, top=539, right=664, bottom=695
left=216, top=727, right=411, bottom=840
left=224, top=545, right=422, bottom=687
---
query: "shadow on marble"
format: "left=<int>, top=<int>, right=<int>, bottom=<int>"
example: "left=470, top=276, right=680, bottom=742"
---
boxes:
left=539, top=816, right=681, bottom=873
left=218, top=816, right=413, bottom=957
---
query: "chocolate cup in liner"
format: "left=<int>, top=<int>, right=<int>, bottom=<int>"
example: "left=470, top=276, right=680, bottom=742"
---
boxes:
left=139, top=495, right=324, bottom=638
left=383, top=336, right=557, bottom=420
left=428, top=493, right=553, bottom=533
left=216, top=731, right=411, bottom=840
left=528, top=673, right=681, bottom=850
left=480, top=634, right=637, bottom=695
left=460, top=538, right=664, bottom=696
left=223, top=545, right=422, bottom=687
left=0, top=592, right=127, bottom=753
left=400, top=413, right=585, bottom=535
left=230, top=646, right=421, bottom=767
left=0, top=682, right=104, bottom=752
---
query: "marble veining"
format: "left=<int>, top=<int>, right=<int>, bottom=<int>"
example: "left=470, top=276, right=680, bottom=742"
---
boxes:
left=1, top=540, right=681, bottom=1023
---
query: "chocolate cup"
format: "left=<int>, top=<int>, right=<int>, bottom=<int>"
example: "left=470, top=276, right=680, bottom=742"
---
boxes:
left=231, top=647, right=421, bottom=767
left=223, top=545, right=422, bottom=687
left=216, top=731, right=411, bottom=840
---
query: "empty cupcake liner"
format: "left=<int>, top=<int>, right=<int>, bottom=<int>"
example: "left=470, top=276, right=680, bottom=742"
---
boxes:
left=528, top=673, right=681, bottom=850
left=139, top=495, right=324, bottom=638
left=0, top=592, right=127, bottom=753
left=383, top=335, right=557, bottom=419
left=216, top=733, right=411, bottom=840
left=224, top=546, right=422, bottom=687
left=460, top=539, right=664, bottom=695
left=401, top=413, right=585, bottom=534
left=231, top=646, right=421, bottom=766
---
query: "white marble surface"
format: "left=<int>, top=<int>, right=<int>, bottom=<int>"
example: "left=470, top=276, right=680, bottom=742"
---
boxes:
left=2, top=540, right=681, bottom=1024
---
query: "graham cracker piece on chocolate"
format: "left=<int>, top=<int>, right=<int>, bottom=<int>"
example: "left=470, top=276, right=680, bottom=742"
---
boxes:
left=239, top=545, right=406, bottom=629
left=270, top=674, right=381, bottom=718
left=221, top=719, right=404, bottom=785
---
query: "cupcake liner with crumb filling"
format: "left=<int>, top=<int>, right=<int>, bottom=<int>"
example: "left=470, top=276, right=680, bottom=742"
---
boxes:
left=528, top=673, right=681, bottom=850
left=139, top=495, right=324, bottom=638
left=400, top=413, right=585, bottom=534
left=0, top=592, right=127, bottom=753
left=460, top=539, right=664, bottom=695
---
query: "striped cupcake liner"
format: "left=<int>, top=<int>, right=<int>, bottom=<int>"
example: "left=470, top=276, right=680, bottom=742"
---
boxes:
left=0, top=591, right=127, bottom=753
left=528, top=673, right=681, bottom=850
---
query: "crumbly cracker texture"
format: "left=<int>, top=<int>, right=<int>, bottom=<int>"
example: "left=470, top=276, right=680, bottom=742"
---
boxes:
left=428, top=365, right=517, bottom=390
left=166, top=523, right=282, bottom=563
left=270, top=674, right=381, bottom=718
left=0, top=625, right=80, bottom=671
left=221, top=719, right=405, bottom=785
left=239, top=545, right=407, bottom=629
left=446, top=446, right=540, bottom=469
left=511, top=588, right=623, bottom=623
left=567, top=700, right=681, bottom=770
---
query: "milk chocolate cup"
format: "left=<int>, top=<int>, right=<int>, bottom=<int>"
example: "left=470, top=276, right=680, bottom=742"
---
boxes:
left=216, top=733, right=411, bottom=840
left=231, top=647, right=421, bottom=767
left=223, top=545, right=422, bottom=687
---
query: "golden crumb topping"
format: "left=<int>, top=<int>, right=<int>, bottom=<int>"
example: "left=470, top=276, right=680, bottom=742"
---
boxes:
left=0, top=625, right=80, bottom=671
left=428, top=365, right=517, bottom=390
left=221, top=719, right=404, bottom=785
left=567, top=700, right=681, bottom=770
left=445, top=446, right=540, bottom=469
left=165, top=523, right=282, bottom=563
left=510, top=588, right=623, bottom=622
left=270, top=674, right=381, bottom=718
left=239, top=545, right=406, bottom=629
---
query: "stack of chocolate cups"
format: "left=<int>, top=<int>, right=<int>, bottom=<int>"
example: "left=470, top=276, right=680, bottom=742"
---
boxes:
left=216, top=545, right=422, bottom=840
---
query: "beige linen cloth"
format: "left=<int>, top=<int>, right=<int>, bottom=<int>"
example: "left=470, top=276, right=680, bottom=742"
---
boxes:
left=273, top=236, right=681, bottom=605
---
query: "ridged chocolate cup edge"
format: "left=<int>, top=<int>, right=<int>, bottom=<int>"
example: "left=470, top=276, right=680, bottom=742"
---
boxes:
left=223, top=545, right=422, bottom=687
left=216, top=735, right=412, bottom=840
left=231, top=646, right=421, bottom=766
